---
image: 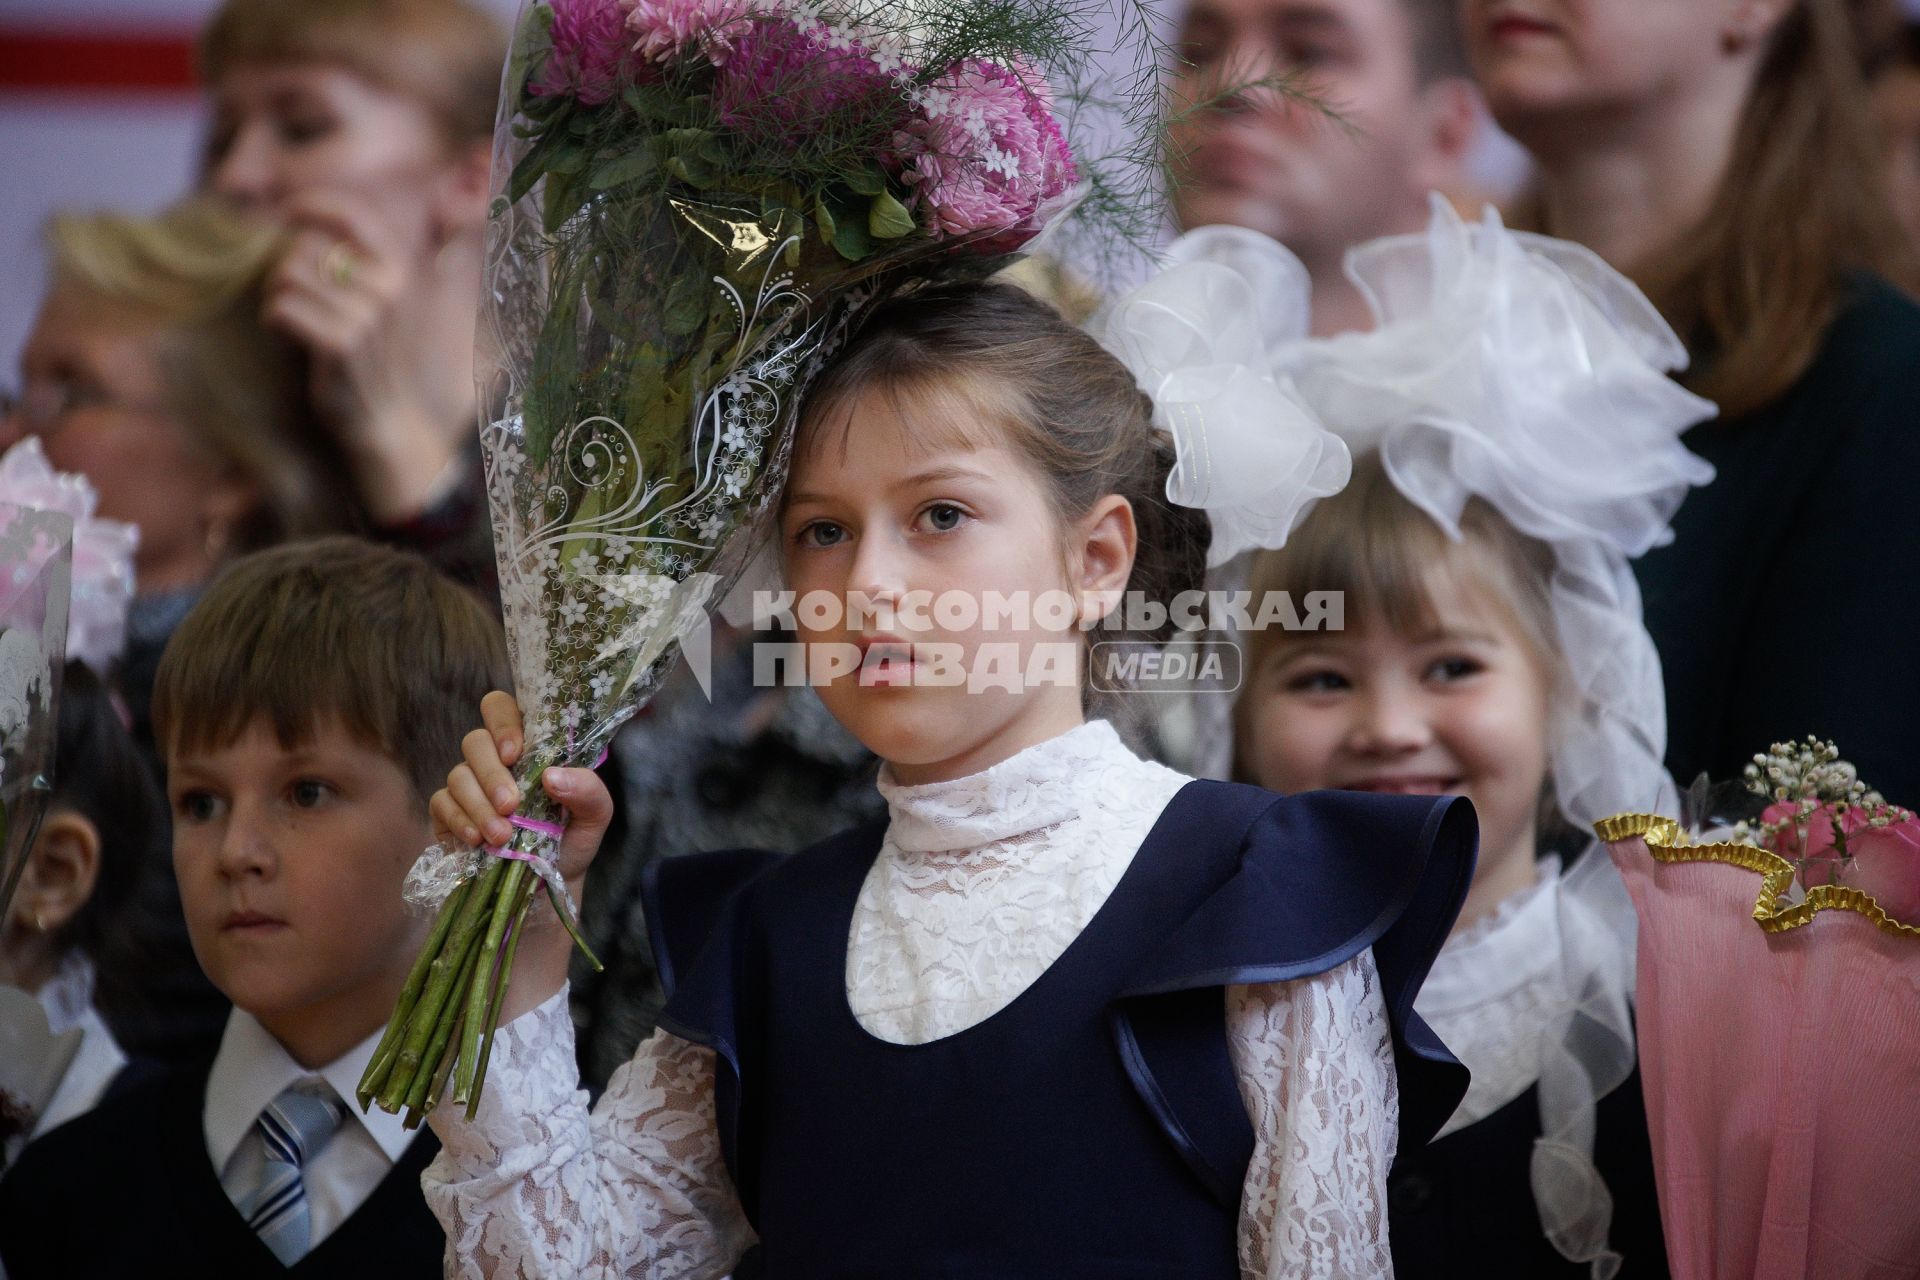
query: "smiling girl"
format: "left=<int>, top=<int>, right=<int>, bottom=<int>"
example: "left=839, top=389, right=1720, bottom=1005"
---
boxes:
left=1237, top=459, right=1558, bottom=936
left=420, top=278, right=1477, bottom=1279
left=1232, top=201, right=1714, bottom=1278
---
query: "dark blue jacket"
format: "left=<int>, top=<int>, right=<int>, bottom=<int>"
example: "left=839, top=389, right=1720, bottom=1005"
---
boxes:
left=644, top=781, right=1478, bottom=1277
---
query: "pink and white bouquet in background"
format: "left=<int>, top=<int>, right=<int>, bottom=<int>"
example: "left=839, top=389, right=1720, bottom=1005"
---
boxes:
left=1729, top=739, right=1920, bottom=923
left=1596, top=740, right=1920, bottom=1279
left=361, top=0, right=1146, bottom=1125
left=0, top=449, right=81, bottom=929
left=0, top=439, right=136, bottom=679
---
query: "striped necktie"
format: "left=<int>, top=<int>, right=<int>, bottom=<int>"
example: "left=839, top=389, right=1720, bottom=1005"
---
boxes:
left=221, top=1080, right=349, bottom=1265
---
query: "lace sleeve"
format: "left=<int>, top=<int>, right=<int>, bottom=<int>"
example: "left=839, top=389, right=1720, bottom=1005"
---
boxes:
left=1228, top=951, right=1399, bottom=1280
left=423, top=987, right=756, bottom=1279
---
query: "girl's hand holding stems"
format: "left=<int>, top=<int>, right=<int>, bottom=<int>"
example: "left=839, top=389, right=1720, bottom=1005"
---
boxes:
left=430, top=689, right=614, bottom=1026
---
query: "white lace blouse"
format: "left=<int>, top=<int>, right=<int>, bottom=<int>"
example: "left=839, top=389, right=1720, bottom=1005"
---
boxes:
left=423, top=719, right=1400, bottom=1279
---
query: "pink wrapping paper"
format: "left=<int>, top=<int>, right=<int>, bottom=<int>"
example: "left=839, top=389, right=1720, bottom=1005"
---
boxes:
left=1604, top=827, right=1920, bottom=1280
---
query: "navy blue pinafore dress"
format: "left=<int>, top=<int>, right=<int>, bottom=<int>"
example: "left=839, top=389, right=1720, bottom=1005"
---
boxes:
left=641, top=780, right=1477, bottom=1278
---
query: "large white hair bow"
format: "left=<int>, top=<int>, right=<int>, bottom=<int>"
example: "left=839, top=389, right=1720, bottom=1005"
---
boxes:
left=0, top=437, right=139, bottom=675
left=1292, top=196, right=1716, bottom=1280
left=1089, top=225, right=1350, bottom=567
left=1294, top=196, right=1716, bottom=827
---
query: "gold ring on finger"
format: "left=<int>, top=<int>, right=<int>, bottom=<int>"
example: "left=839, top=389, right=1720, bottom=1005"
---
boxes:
left=321, top=242, right=357, bottom=288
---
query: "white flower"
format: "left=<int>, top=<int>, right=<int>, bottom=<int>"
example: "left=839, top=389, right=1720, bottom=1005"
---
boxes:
left=722, top=470, right=748, bottom=499
left=604, top=536, right=634, bottom=564
left=559, top=598, right=590, bottom=627
left=569, top=549, right=601, bottom=576
left=589, top=672, right=616, bottom=699
left=916, top=85, right=956, bottom=119
left=722, top=422, right=750, bottom=452
left=492, top=441, right=527, bottom=477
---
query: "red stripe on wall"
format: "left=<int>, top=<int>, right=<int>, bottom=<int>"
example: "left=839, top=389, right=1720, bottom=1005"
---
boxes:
left=0, top=30, right=199, bottom=93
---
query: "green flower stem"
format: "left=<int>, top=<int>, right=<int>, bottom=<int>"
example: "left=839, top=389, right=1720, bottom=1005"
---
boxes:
left=401, top=917, right=488, bottom=1127
left=466, top=872, right=538, bottom=1120
left=360, top=779, right=609, bottom=1119
left=454, top=857, right=530, bottom=1106
left=543, top=876, right=604, bottom=972
left=417, top=995, right=470, bottom=1124
left=373, top=860, right=502, bottom=1114
left=358, top=875, right=473, bottom=1111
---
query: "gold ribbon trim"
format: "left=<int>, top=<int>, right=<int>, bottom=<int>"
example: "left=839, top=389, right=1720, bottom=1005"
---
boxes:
left=1593, top=812, right=1920, bottom=942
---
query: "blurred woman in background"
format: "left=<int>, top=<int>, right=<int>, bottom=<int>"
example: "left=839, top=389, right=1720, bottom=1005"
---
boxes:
left=198, top=0, right=506, bottom=598
left=8, top=197, right=361, bottom=747
left=1464, top=0, right=1920, bottom=800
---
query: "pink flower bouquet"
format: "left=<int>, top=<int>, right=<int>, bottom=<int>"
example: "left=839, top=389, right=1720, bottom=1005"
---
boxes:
left=1596, top=741, right=1920, bottom=1280
left=360, top=0, right=1115, bottom=1126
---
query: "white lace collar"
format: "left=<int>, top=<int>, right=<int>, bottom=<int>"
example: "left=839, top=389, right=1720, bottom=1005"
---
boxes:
left=874, top=719, right=1132, bottom=854
left=1418, top=856, right=1563, bottom=1016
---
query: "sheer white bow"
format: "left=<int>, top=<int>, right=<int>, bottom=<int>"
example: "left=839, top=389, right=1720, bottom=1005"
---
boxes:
left=1097, top=197, right=1715, bottom=1279
left=1089, top=225, right=1351, bottom=569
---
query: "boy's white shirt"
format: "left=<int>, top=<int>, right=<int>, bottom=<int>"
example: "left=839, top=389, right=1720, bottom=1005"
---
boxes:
left=205, top=1010, right=416, bottom=1247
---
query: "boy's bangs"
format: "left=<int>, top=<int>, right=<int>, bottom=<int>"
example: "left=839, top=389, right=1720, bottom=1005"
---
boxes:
left=155, top=590, right=396, bottom=767
left=151, top=538, right=511, bottom=803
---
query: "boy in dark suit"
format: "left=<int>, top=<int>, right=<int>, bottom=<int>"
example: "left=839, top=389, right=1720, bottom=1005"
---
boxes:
left=0, top=537, right=509, bottom=1277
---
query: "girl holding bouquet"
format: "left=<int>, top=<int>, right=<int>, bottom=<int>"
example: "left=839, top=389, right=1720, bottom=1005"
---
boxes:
left=421, top=273, right=1477, bottom=1277
left=1229, top=200, right=1716, bottom=1278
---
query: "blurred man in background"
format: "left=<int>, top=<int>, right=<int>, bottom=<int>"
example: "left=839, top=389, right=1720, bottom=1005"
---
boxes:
left=1166, top=0, right=1482, bottom=334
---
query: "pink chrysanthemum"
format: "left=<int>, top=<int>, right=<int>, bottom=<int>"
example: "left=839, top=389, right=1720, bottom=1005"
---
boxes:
left=710, top=16, right=902, bottom=150
left=626, top=0, right=756, bottom=67
left=530, top=0, right=637, bottom=106
left=902, top=59, right=1077, bottom=248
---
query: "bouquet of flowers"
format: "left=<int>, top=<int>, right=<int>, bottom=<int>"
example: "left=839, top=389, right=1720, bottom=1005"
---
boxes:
left=1724, top=739, right=1920, bottom=921
left=1596, top=741, right=1920, bottom=1280
left=0, top=496, right=72, bottom=925
left=360, top=0, right=1140, bottom=1125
